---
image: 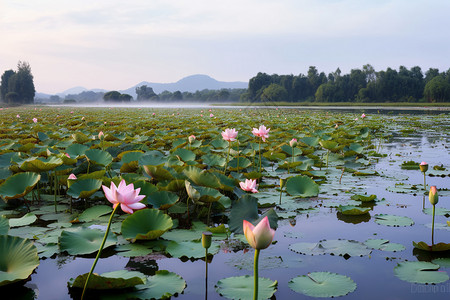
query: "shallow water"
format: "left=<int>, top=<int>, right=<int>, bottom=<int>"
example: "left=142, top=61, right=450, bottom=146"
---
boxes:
left=2, top=108, right=450, bottom=300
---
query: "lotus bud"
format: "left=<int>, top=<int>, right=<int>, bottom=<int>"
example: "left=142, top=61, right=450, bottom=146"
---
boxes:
left=280, top=178, right=286, bottom=188
left=429, top=186, right=438, bottom=206
left=98, top=131, right=104, bottom=140
left=188, top=135, right=196, bottom=144
left=289, top=138, right=298, bottom=148
left=67, top=173, right=77, bottom=188
left=419, top=161, right=428, bottom=173
left=202, top=231, right=212, bottom=249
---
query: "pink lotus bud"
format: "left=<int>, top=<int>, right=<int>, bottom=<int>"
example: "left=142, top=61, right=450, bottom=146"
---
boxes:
left=188, top=135, right=196, bottom=144
left=243, top=216, right=275, bottom=250
left=289, top=138, right=298, bottom=147
left=419, top=161, right=428, bottom=173
left=429, top=186, right=438, bottom=205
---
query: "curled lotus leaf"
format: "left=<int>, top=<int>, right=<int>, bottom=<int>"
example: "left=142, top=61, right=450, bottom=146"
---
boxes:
left=121, top=209, right=173, bottom=241
left=19, top=156, right=63, bottom=172
left=0, top=172, right=40, bottom=202
left=0, top=235, right=40, bottom=286
left=67, top=178, right=102, bottom=199
left=84, top=149, right=113, bottom=167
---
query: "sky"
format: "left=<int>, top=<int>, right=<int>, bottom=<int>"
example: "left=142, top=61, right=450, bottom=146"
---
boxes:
left=1, top=0, right=449, bottom=94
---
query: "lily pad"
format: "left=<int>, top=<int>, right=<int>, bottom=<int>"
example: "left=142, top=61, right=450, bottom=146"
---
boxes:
left=0, top=172, right=40, bottom=202
left=364, top=239, right=405, bottom=252
left=59, top=228, right=117, bottom=255
left=69, top=270, right=146, bottom=289
left=289, top=239, right=371, bottom=258
left=216, top=275, right=277, bottom=300
left=394, top=261, right=449, bottom=284
left=166, top=240, right=220, bottom=258
left=337, top=205, right=371, bottom=215
left=146, top=190, right=179, bottom=210
left=289, top=272, right=356, bottom=298
left=9, top=213, right=37, bottom=227
left=285, top=175, right=319, bottom=198
left=0, top=235, right=40, bottom=286
left=77, top=205, right=112, bottom=222
left=432, top=258, right=450, bottom=268
left=374, top=214, right=414, bottom=227
left=121, top=209, right=173, bottom=241
left=422, top=207, right=450, bottom=216
left=0, top=217, right=9, bottom=235
left=350, top=194, right=377, bottom=202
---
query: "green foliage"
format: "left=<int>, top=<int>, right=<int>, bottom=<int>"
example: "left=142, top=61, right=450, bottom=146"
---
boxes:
left=0, top=61, right=35, bottom=104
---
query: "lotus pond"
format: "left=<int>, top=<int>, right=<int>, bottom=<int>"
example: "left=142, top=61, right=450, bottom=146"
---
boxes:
left=0, top=105, right=449, bottom=300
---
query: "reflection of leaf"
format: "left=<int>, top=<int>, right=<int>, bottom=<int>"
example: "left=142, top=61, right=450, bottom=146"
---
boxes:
left=69, top=270, right=146, bottom=289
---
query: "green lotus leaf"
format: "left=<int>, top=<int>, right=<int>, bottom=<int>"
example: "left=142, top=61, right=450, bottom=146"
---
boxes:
left=69, top=270, right=146, bottom=289
left=337, top=205, right=370, bottom=215
left=394, top=261, right=449, bottom=284
left=183, top=166, right=221, bottom=188
left=166, top=240, right=220, bottom=258
left=37, top=132, right=49, bottom=141
left=201, top=154, right=226, bottom=167
left=72, top=132, right=90, bottom=144
left=364, top=239, right=405, bottom=252
left=229, top=194, right=278, bottom=234
left=319, top=140, right=338, bottom=150
left=280, top=145, right=303, bottom=156
left=289, top=272, right=356, bottom=297
left=65, top=143, right=89, bottom=158
left=216, top=275, right=277, bottom=300
left=350, top=194, right=377, bottom=202
left=173, top=148, right=196, bottom=162
left=138, top=151, right=167, bottom=166
left=210, top=138, right=228, bottom=149
left=9, top=213, right=37, bottom=227
left=143, top=165, right=174, bottom=181
left=118, top=151, right=144, bottom=163
left=67, top=178, right=102, bottom=199
left=432, top=258, right=450, bottom=268
left=0, top=235, right=40, bottom=286
left=349, top=143, right=363, bottom=154
left=0, top=172, right=40, bottom=202
left=301, top=136, right=319, bottom=147
left=108, top=270, right=186, bottom=300
left=289, top=239, right=371, bottom=257
left=422, top=207, right=450, bottom=216
left=77, top=205, right=112, bottom=222
left=59, top=228, right=117, bottom=255
left=121, top=209, right=173, bottom=241
left=412, top=241, right=450, bottom=252
left=132, top=180, right=158, bottom=202
left=85, top=149, right=113, bottom=166
left=185, top=180, right=200, bottom=201
left=374, top=214, right=414, bottom=227
left=19, top=156, right=63, bottom=172
left=147, top=190, right=179, bottom=210
left=0, top=217, right=9, bottom=235
left=228, top=157, right=252, bottom=170
left=115, top=243, right=153, bottom=257
left=285, top=175, right=319, bottom=198
left=77, top=170, right=106, bottom=180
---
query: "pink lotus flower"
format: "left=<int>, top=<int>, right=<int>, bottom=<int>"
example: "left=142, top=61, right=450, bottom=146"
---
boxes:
left=243, top=216, right=275, bottom=250
left=361, top=113, right=366, bottom=119
left=221, top=128, right=238, bottom=142
left=32, top=118, right=38, bottom=123
left=210, top=113, right=214, bottom=117
left=16, top=114, right=20, bottom=118
left=102, top=180, right=146, bottom=214
left=252, top=125, right=270, bottom=142
left=419, top=161, right=428, bottom=173
left=239, top=179, right=258, bottom=193
left=98, top=131, right=104, bottom=140
left=289, top=138, right=298, bottom=147
left=68, top=173, right=77, bottom=180
left=188, top=135, right=196, bottom=143
left=65, top=153, right=71, bottom=158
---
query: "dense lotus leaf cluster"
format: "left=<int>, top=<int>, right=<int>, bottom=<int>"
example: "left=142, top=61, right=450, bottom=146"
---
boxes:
left=0, top=106, right=448, bottom=298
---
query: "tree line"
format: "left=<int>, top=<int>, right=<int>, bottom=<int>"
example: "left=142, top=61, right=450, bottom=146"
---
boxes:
left=0, top=61, right=35, bottom=104
left=245, top=65, right=450, bottom=103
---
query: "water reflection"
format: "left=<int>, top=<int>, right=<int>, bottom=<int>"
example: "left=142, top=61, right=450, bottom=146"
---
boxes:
left=336, top=212, right=371, bottom=224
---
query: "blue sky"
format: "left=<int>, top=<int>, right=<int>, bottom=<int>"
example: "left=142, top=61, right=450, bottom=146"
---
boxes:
left=1, top=0, right=449, bottom=94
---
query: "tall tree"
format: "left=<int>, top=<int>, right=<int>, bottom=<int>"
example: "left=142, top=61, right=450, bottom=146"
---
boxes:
left=0, top=70, right=15, bottom=102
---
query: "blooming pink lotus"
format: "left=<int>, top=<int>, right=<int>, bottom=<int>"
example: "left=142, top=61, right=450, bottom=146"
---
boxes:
left=239, top=179, right=258, bottom=193
left=243, top=216, right=275, bottom=250
left=68, top=173, right=77, bottom=180
left=16, top=114, right=20, bottom=118
left=102, top=180, right=146, bottom=214
left=210, top=113, right=214, bottom=117
left=361, top=113, right=366, bottom=119
left=221, top=128, right=238, bottom=142
left=252, top=125, right=270, bottom=142
left=32, top=118, right=38, bottom=123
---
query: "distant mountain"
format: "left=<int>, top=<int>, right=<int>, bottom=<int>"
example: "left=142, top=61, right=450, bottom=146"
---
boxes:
left=36, top=75, right=248, bottom=100
left=120, top=74, right=248, bottom=98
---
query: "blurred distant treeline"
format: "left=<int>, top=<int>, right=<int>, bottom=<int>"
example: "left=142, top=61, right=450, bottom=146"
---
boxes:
left=244, top=65, right=450, bottom=103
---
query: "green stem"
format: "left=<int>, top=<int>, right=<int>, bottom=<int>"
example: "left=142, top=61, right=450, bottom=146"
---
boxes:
left=431, top=204, right=435, bottom=246
left=81, top=205, right=119, bottom=300
left=279, top=185, right=283, bottom=205
left=224, top=141, right=231, bottom=174
left=423, top=173, right=426, bottom=191
left=253, top=249, right=260, bottom=300
left=326, top=150, right=329, bottom=168
left=205, top=248, right=209, bottom=300
left=258, top=140, right=262, bottom=174
left=237, top=141, right=240, bottom=175
left=54, top=171, right=58, bottom=213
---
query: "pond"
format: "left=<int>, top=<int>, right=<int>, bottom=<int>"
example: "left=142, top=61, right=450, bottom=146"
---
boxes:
left=0, top=106, right=449, bottom=300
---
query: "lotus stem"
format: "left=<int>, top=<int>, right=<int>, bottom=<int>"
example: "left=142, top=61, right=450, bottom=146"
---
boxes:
left=431, top=204, right=435, bottom=246
left=207, top=202, right=212, bottom=226
left=224, top=141, right=231, bottom=174
left=237, top=141, right=240, bottom=175
left=423, top=172, right=426, bottom=191
left=54, top=171, right=58, bottom=213
left=326, top=150, right=329, bottom=168
left=81, top=205, right=119, bottom=300
left=258, top=140, right=262, bottom=174
left=253, top=249, right=260, bottom=300
left=279, top=186, right=283, bottom=205
left=205, top=247, right=209, bottom=300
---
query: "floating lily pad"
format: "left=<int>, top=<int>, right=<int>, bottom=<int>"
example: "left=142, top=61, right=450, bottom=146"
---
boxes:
left=0, top=235, right=40, bottom=286
left=121, top=209, right=173, bottom=241
left=59, top=228, right=117, bottom=255
left=364, top=239, right=405, bottom=252
left=216, top=275, right=277, bottom=300
left=422, top=207, right=450, bottom=216
left=285, top=175, right=319, bottom=198
left=289, top=272, right=356, bottom=297
left=115, top=243, right=153, bottom=257
left=374, top=214, right=414, bottom=227
left=69, top=270, right=146, bottom=289
left=166, top=240, right=220, bottom=258
left=0, top=172, right=40, bottom=202
left=432, top=258, right=450, bottom=268
left=289, top=239, right=371, bottom=258
left=394, top=261, right=449, bottom=284
left=9, top=213, right=37, bottom=227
